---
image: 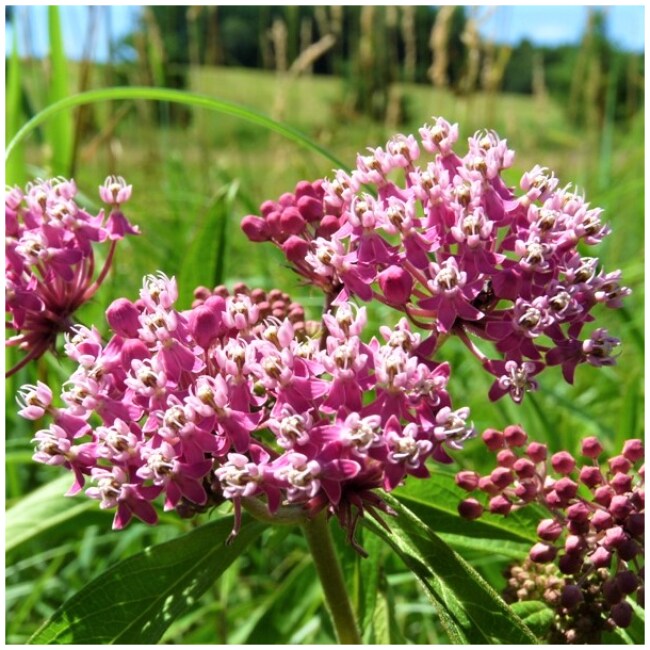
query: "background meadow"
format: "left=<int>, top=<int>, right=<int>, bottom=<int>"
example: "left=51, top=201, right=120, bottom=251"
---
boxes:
left=5, top=5, right=644, bottom=644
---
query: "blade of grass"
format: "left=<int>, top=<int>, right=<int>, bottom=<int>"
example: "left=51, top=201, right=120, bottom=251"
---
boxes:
left=6, top=25, right=26, bottom=185
left=45, top=6, right=73, bottom=176
left=6, top=87, right=347, bottom=170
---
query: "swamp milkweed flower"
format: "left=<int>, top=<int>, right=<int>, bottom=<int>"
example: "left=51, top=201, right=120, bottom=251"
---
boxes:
left=5, top=176, right=138, bottom=377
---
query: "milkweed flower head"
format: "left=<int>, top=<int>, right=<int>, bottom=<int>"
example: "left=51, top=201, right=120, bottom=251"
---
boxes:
left=241, top=117, right=629, bottom=402
left=22, top=274, right=476, bottom=548
left=5, top=176, right=138, bottom=376
left=457, top=427, right=645, bottom=640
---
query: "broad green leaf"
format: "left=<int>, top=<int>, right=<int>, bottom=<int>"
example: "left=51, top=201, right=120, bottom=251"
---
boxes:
left=45, top=6, right=73, bottom=175
left=28, top=516, right=265, bottom=644
left=509, top=601, right=554, bottom=637
left=6, top=475, right=98, bottom=554
left=356, top=529, right=383, bottom=639
left=394, top=470, right=541, bottom=545
left=437, top=532, right=531, bottom=560
left=364, top=493, right=538, bottom=645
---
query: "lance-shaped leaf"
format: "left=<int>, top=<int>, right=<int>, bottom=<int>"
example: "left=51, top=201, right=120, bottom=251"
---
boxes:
left=364, top=493, right=538, bottom=645
left=29, top=516, right=265, bottom=644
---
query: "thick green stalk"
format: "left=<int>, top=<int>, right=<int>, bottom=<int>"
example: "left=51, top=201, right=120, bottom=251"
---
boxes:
left=302, top=512, right=361, bottom=644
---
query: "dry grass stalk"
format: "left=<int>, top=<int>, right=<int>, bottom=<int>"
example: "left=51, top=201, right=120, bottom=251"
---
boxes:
left=401, top=6, right=417, bottom=83
left=428, top=6, right=455, bottom=89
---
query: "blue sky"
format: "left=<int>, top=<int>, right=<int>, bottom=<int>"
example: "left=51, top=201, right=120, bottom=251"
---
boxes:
left=4, top=4, right=646, bottom=61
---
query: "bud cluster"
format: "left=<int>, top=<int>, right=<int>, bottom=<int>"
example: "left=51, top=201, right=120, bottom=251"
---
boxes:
left=5, top=176, right=138, bottom=377
left=457, top=428, right=644, bottom=634
left=21, top=273, right=476, bottom=545
left=241, top=117, right=629, bottom=402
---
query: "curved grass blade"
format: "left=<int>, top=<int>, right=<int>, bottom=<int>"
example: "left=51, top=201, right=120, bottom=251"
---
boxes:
left=28, top=515, right=265, bottom=644
left=364, top=493, right=538, bottom=645
left=5, top=86, right=347, bottom=170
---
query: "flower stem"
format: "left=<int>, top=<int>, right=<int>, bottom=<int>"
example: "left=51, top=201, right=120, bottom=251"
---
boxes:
left=302, top=512, right=362, bottom=644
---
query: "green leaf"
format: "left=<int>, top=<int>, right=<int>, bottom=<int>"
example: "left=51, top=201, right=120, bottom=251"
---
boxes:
left=6, top=475, right=98, bottom=554
left=394, top=470, right=541, bottom=545
left=364, top=493, right=538, bottom=645
left=28, top=516, right=266, bottom=644
left=509, top=601, right=554, bottom=637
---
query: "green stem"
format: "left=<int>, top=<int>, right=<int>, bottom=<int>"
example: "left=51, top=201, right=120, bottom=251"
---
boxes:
left=302, top=512, right=362, bottom=644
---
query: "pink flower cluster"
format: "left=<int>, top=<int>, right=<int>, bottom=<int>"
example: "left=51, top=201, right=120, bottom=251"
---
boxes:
left=457, top=427, right=644, bottom=631
left=241, top=117, right=629, bottom=402
left=5, top=176, right=138, bottom=377
left=21, top=273, right=475, bottom=542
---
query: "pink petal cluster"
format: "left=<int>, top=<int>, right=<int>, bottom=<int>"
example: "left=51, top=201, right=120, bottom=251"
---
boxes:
left=5, top=176, right=138, bottom=376
left=457, top=427, right=644, bottom=632
left=22, top=273, right=475, bottom=543
left=241, top=117, right=629, bottom=402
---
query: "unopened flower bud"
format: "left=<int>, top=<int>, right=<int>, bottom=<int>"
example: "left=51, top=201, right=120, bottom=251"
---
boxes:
left=478, top=476, right=500, bottom=496
left=603, top=578, right=624, bottom=604
left=241, top=215, right=271, bottom=242
left=530, top=542, right=557, bottom=563
left=617, top=538, right=639, bottom=561
left=625, top=512, right=644, bottom=536
left=610, top=601, right=633, bottom=628
left=565, top=534, right=586, bottom=554
left=616, top=570, right=638, bottom=595
left=594, top=485, right=615, bottom=507
left=513, top=457, right=536, bottom=479
left=279, top=207, right=306, bottom=235
left=610, top=473, right=633, bottom=494
left=281, top=235, right=310, bottom=264
left=489, top=494, right=512, bottom=515
left=455, top=470, right=480, bottom=491
left=503, top=424, right=527, bottom=447
left=378, top=266, right=413, bottom=305
left=581, top=436, right=603, bottom=458
left=609, top=495, right=633, bottom=521
left=591, top=509, right=614, bottom=531
left=554, top=477, right=578, bottom=500
left=603, top=526, right=627, bottom=550
left=189, top=304, right=224, bottom=350
left=579, top=465, right=604, bottom=488
left=525, top=441, right=548, bottom=463
left=567, top=518, right=590, bottom=536
left=296, top=195, right=323, bottom=222
left=106, top=298, right=140, bottom=338
left=558, top=553, right=583, bottom=575
left=490, top=467, right=514, bottom=489
left=566, top=501, right=590, bottom=522
left=551, top=451, right=576, bottom=475
left=496, top=449, right=517, bottom=467
left=622, top=439, right=644, bottom=463
left=514, top=480, right=538, bottom=502
left=482, top=428, right=505, bottom=451
left=537, top=518, right=563, bottom=541
left=316, top=214, right=341, bottom=238
left=560, top=584, right=583, bottom=609
left=589, top=546, right=612, bottom=568
left=609, top=455, right=632, bottom=474
left=458, top=498, right=484, bottom=520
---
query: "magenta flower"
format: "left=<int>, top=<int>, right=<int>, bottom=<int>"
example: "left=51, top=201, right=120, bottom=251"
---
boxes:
left=5, top=176, right=138, bottom=377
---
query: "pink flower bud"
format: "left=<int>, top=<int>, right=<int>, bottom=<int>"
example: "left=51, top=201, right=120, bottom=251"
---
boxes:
left=525, top=441, right=548, bottom=463
left=478, top=476, right=501, bottom=496
left=503, top=424, right=527, bottom=447
left=567, top=518, right=590, bottom=536
left=279, top=207, right=306, bottom=235
left=551, top=451, right=576, bottom=475
left=514, top=480, right=538, bottom=502
left=537, top=518, right=563, bottom=541
left=513, top=457, right=536, bottom=479
left=580, top=436, right=603, bottom=458
left=565, top=534, right=586, bottom=554
left=609, top=455, right=632, bottom=474
left=241, top=216, right=270, bottom=242
left=529, top=542, right=557, bottom=563
left=490, top=467, right=514, bottom=489
left=579, top=465, right=604, bottom=488
left=566, top=501, right=590, bottom=522
left=496, top=449, right=517, bottom=468
left=106, top=298, right=141, bottom=338
left=458, top=498, right=484, bottom=520
left=603, top=526, right=627, bottom=550
left=610, top=601, right=633, bottom=628
left=603, top=578, right=623, bottom=604
left=278, top=192, right=295, bottom=207
left=189, top=304, right=225, bottom=350
left=610, top=472, right=633, bottom=494
left=622, top=439, right=644, bottom=463
left=482, top=428, right=505, bottom=451
left=259, top=200, right=276, bottom=217
left=281, top=235, right=310, bottom=264
left=488, top=494, right=512, bottom=515
left=296, top=195, right=323, bottom=222
left=589, top=546, right=612, bottom=568
left=545, top=490, right=563, bottom=507
left=609, top=495, right=633, bottom=521
left=554, top=477, right=578, bottom=500
left=594, top=485, right=615, bottom=507
left=591, top=509, right=613, bottom=531
left=316, top=214, right=341, bottom=238
left=455, top=470, right=480, bottom=491
left=378, top=266, right=413, bottom=305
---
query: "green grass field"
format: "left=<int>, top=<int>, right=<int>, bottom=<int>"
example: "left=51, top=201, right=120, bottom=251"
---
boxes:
left=6, top=63, right=644, bottom=643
